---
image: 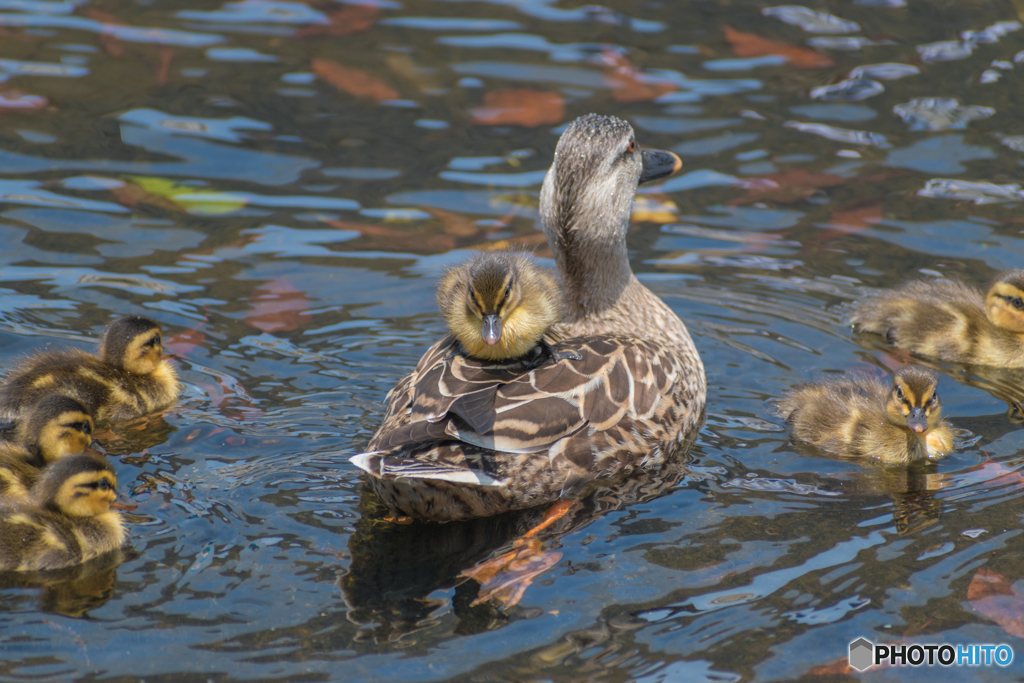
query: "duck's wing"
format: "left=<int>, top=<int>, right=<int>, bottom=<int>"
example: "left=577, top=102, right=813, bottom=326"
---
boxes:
left=365, top=334, right=684, bottom=463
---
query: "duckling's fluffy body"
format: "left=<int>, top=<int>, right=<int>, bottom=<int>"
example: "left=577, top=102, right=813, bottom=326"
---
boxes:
left=851, top=271, right=1024, bottom=367
left=437, top=251, right=561, bottom=361
left=0, top=396, right=94, bottom=499
left=0, top=316, right=179, bottom=423
left=0, top=455, right=125, bottom=571
left=354, top=114, right=706, bottom=521
left=777, top=366, right=954, bottom=464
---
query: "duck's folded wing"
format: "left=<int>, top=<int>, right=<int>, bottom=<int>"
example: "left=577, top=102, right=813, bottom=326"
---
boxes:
left=368, top=335, right=684, bottom=457
left=349, top=451, right=504, bottom=486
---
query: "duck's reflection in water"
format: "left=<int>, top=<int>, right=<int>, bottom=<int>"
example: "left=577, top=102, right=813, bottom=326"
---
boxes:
left=0, top=549, right=123, bottom=618
left=340, top=426, right=704, bottom=638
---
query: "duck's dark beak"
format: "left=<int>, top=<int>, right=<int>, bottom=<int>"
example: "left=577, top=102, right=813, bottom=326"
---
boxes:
left=639, top=148, right=682, bottom=185
left=86, top=439, right=107, bottom=457
left=906, top=408, right=928, bottom=434
left=481, top=314, right=502, bottom=346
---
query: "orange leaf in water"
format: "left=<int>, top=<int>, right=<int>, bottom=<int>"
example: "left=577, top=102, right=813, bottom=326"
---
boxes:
left=164, top=328, right=206, bottom=356
left=601, top=51, right=675, bottom=102
left=803, top=202, right=883, bottom=247
left=967, top=567, right=1024, bottom=638
left=154, top=47, right=174, bottom=87
left=0, top=91, right=48, bottom=111
left=472, top=89, right=565, bottom=127
left=735, top=169, right=848, bottom=204
left=297, top=4, right=377, bottom=37
left=722, top=25, right=834, bottom=69
left=245, top=277, right=312, bottom=333
left=109, top=181, right=181, bottom=211
left=311, top=58, right=399, bottom=102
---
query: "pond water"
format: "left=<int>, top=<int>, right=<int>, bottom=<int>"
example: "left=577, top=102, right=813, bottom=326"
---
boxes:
left=2, top=0, right=1024, bottom=681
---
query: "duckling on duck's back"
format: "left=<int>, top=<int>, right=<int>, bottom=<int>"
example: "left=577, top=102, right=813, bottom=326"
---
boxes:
left=437, top=251, right=565, bottom=363
left=850, top=270, right=1024, bottom=367
left=353, top=114, right=706, bottom=522
left=777, top=366, right=954, bottom=464
left=0, top=395, right=94, bottom=500
left=0, top=454, right=125, bottom=571
left=0, top=315, right=180, bottom=423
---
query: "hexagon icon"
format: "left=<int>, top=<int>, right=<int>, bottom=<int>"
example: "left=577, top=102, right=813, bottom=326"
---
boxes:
left=849, top=638, right=874, bottom=671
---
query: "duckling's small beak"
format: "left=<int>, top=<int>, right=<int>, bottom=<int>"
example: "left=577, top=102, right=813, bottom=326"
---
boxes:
left=906, top=408, right=928, bottom=434
left=481, top=314, right=502, bottom=346
left=110, top=492, right=138, bottom=512
left=86, top=439, right=107, bottom=457
left=638, top=148, right=682, bottom=185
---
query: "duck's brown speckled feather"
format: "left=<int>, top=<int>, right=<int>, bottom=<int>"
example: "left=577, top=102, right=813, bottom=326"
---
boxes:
left=363, top=334, right=702, bottom=520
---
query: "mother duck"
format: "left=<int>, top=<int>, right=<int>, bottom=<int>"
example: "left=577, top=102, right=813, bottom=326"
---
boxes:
left=352, top=114, right=707, bottom=521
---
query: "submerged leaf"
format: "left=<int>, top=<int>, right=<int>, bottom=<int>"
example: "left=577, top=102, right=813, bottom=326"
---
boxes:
left=471, top=89, right=564, bottom=127
left=245, top=277, right=311, bottom=333
left=722, top=25, right=834, bottom=69
left=312, top=58, right=399, bottom=102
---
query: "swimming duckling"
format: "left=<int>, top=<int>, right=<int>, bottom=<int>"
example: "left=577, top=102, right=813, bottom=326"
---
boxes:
left=777, top=366, right=954, bottom=464
left=0, top=454, right=125, bottom=571
left=851, top=270, right=1024, bottom=367
left=436, top=251, right=576, bottom=365
left=0, top=395, right=94, bottom=499
left=0, top=315, right=180, bottom=423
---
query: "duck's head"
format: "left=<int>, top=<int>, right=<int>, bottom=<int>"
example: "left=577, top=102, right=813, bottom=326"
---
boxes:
left=984, top=269, right=1024, bottom=334
left=438, top=251, right=561, bottom=361
left=33, top=454, right=117, bottom=518
left=16, top=394, right=94, bottom=464
left=101, top=315, right=165, bottom=375
left=885, top=366, right=942, bottom=434
left=540, top=113, right=681, bottom=250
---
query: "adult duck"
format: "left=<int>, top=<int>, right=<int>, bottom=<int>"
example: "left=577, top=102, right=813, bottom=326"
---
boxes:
left=352, top=114, right=707, bottom=522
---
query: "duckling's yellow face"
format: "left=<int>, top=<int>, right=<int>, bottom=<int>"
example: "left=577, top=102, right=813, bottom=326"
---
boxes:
left=465, top=270, right=522, bottom=349
left=886, top=370, right=941, bottom=434
left=124, top=328, right=164, bottom=375
left=55, top=469, right=117, bottom=517
left=985, top=280, right=1024, bottom=334
left=37, top=409, right=94, bottom=463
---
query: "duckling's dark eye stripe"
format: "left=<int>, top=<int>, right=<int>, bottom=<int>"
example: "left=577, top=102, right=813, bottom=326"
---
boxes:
left=1001, top=294, right=1024, bottom=310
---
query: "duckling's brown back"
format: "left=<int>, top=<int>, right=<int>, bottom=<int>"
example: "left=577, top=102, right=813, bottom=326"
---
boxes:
left=0, top=443, right=42, bottom=500
left=0, top=349, right=122, bottom=422
left=0, top=505, right=83, bottom=571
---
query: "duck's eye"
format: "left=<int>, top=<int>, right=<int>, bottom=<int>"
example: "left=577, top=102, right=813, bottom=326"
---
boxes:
left=929, top=392, right=939, bottom=405
left=1012, top=297, right=1024, bottom=310
left=895, top=386, right=904, bottom=400
left=626, top=138, right=636, bottom=154
left=98, top=479, right=113, bottom=492
left=503, top=282, right=512, bottom=301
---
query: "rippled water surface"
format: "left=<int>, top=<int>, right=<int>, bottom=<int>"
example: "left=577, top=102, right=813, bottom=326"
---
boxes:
left=3, top=0, right=1024, bottom=681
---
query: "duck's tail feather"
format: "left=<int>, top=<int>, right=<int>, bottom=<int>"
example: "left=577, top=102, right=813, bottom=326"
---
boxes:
left=349, top=451, right=504, bottom=487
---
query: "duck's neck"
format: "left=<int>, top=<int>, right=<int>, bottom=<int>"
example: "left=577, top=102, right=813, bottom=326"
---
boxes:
left=553, top=232, right=637, bottom=324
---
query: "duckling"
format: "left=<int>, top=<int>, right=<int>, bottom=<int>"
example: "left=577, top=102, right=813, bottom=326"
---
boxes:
left=436, top=251, right=578, bottom=365
left=0, top=454, right=125, bottom=571
left=0, top=395, right=94, bottom=499
left=851, top=270, right=1024, bottom=367
left=0, top=315, right=180, bottom=424
left=777, top=366, right=954, bottom=464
